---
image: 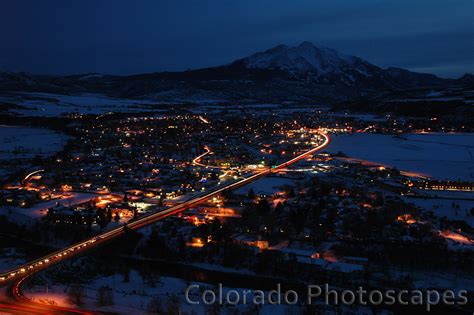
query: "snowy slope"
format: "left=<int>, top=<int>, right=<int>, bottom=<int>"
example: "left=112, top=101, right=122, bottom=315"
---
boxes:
left=234, top=42, right=400, bottom=87
left=0, top=42, right=458, bottom=102
left=242, top=42, right=370, bottom=77
left=328, top=133, right=474, bottom=180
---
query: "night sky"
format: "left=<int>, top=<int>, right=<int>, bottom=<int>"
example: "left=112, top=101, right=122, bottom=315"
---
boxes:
left=1, top=0, right=472, bottom=78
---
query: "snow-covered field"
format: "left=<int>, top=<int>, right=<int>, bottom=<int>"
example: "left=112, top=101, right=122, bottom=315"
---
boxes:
left=0, top=192, right=97, bottom=223
left=403, top=195, right=474, bottom=228
left=0, top=92, right=166, bottom=117
left=390, top=268, right=474, bottom=292
left=25, top=271, right=291, bottom=314
left=25, top=270, right=375, bottom=315
left=0, top=125, right=70, bottom=159
left=0, top=125, right=70, bottom=180
left=328, top=133, right=474, bottom=180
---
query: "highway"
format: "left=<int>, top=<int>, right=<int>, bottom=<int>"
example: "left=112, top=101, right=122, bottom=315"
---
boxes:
left=0, top=132, right=329, bottom=311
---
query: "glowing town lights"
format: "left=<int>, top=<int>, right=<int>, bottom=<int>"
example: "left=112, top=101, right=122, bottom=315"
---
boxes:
left=440, top=230, right=474, bottom=244
left=397, top=214, right=416, bottom=225
left=0, top=130, right=332, bottom=288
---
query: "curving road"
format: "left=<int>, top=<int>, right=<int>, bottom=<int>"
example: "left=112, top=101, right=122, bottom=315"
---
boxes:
left=0, top=132, right=330, bottom=312
left=191, top=145, right=222, bottom=169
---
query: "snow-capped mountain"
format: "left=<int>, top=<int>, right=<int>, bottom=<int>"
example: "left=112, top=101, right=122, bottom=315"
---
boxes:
left=241, top=42, right=376, bottom=78
left=234, top=42, right=448, bottom=88
left=0, top=42, right=467, bottom=102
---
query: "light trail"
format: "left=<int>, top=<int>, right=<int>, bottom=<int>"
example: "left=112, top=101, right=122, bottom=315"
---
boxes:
left=198, top=116, right=209, bottom=124
left=0, top=132, right=330, bottom=313
left=21, top=169, right=44, bottom=185
left=192, top=146, right=224, bottom=169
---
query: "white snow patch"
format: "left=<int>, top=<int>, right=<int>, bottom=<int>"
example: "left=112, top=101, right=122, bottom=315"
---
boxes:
left=328, top=133, right=474, bottom=180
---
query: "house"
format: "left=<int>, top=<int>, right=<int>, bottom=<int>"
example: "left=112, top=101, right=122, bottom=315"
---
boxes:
left=231, top=233, right=269, bottom=250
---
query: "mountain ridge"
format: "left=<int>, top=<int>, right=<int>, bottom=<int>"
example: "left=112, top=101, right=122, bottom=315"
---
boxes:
left=0, top=42, right=471, bottom=102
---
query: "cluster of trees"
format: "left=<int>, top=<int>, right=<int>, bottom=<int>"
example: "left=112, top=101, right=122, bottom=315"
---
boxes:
left=146, top=294, right=181, bottom=314
left=66, top=284, right=114, bottom=307
left=97, top=286, right=114, bottom=306
left=333, top=99, right=474, bottom=130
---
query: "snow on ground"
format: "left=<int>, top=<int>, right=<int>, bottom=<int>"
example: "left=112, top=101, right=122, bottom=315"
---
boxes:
left=438, top=230, right=474, bottom=250
left=403, top=196, right=474, bottom=228
left=328, top=133, right=474, bottom=180
left=0, top=193, right=97, bottom=222
left=25, top=270, right=376, bottom=315
left=0, top=248, right=26, bottom=272
left=0, top=92, right=167, bottom=117
left=235, top=177, right=295, bottom=195
left=390, top=268, right=474, bottom=292
left=25, top=271, right=284, bottom=314
left=419, top=190, right=474, bottom=200
left=0, top=125, right=70, bottom=160
left=0, top=125, right=70, bottom=181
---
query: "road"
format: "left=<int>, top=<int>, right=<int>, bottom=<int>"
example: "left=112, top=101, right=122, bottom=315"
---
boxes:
left=0, top=285, right=94, bottom=314
left=21, top=169, right=45, bottom=185
left=0, top=132, right=330, bottom=312
left=191, top=145, right=221, bottom=169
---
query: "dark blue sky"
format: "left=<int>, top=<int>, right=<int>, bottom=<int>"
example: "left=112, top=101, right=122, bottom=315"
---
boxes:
left=1, top=0, right=472, bottom=78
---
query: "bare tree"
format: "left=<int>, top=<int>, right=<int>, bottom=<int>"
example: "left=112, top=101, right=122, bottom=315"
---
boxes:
left=67, top=284, right=85, bottom=306
left=97, top=285, right=114, bottom=306
left=147, top=296, right=164, bottom=314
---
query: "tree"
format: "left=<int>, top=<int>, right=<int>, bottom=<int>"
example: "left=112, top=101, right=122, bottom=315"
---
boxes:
left=247, top=188, right=255, bottom=200
left=285, top=187, right=295, bottom=198
left=165, top=294, right=180, bottom=315
left=211, top=218, right=221, bottom=232
left=67, top=284, right=85, bottom=306
left=113, top=212, right=120, bottom=222
left=222, top=189, right=234, bottom=199
left=275, top=201, right=284, bottom=214
left=121, top=266, right=130, bottom=283
left=106, top=208, right=112, bottom=221
left=96, top=285, right=114, bottom=306
left=256, top=199, right=271, bottom=216
left=147, top=296, right=164, bottom=314
left=289, top=207, right=306, bottom=235
left=96, top=208, right=108, bottom=230
left=205, top=302, right=222, bottom=315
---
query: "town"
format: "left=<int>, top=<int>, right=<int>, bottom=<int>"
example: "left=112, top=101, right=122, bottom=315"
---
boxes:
left=0, top=104, right=473, bottom=314
left=1, top=1, right=473, bottom=313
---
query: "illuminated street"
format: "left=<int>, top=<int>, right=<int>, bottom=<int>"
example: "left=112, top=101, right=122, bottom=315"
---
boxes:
left=1, top=1, right=473, bottom=314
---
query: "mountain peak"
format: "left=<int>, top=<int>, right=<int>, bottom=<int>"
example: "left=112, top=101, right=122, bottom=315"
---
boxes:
left=458, top=73, right=474, bottom=80
left=456, top=73, right=474, bottom=85
left=239, top=42, right=370, bottom=79
left=297, top=41, right=314, bottom=48
left=0, top=42, right=453, bottom=102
